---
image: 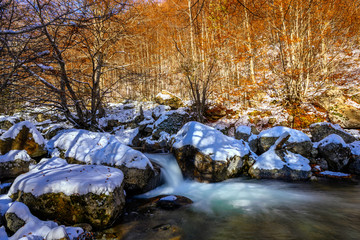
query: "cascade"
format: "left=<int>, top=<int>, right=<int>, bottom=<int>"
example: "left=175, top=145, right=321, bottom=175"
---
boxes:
left=141, top=153, right=320, bottom=214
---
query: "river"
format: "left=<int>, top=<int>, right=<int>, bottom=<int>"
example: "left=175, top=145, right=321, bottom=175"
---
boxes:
left=102, top=153, right=360, bottom=240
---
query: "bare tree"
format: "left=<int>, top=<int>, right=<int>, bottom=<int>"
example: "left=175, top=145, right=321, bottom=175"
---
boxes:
left=0, top=0, right=130, bottom=129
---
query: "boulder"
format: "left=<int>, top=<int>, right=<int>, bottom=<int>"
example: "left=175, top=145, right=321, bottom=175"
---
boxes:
left=0, top=121, right=47, bottom=158
left=154, top=90, right=184, bottom=110
left=4, top=201, right=85, bottom=239
left=152, top=111, right=190, bottom=140
left=47, top=129, right=160, bottom=195
left=310, top=122, right=356, bottom=143
left=314, top=134, right=352, bottom=172
left=8, top=158, right=125, bottom=229
left=235, top=126, right=252, bottom=141
left=172, top=121, right=255, bottom=182
left=249, top=133, right=312, bottom=181
left=5, top=210, right=25, bottom=233
left=205, top=104, right=227, bottom=122
left=348, top=141, right=360, bottom=175
left=314, top=87, right=360, bottom=128
left=0, top=150, right=36, bottom=180
left=255, top=126, right=313, bottom=157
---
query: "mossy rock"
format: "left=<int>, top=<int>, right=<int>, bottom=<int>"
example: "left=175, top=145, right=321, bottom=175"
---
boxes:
left=10, top=187, right=125, bottom=230
left=0, top=125, right=47, bottom=157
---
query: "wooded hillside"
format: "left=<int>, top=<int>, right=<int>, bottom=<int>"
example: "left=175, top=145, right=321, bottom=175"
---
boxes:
left=1, top=0, right=359, bottom=128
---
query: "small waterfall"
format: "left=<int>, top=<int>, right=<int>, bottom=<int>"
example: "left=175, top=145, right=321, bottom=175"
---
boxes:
left=146, top=153, right=183, bottom=188
left=141, top=153, right=321, bottom=214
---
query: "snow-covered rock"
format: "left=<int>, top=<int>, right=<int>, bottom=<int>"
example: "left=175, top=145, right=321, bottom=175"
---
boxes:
left=235, top=125, right=252, bottom=141
left=154, top=90, right=184, bottom=109
left=47, top=129, right=159, bottom=194
left=0, top=116, right=20, bottom=131
left=0, top=150, right=35, bottom=180
left=310, top=122, right=356, bottom=143
left=314, top=134, right=352, bottom=172
left=255, top=126, right=313, bottom=157
left=249, top=133, right=312, bottom=181
left=4, top=201, right=84, bottom=240
left=172, top=121, right=255, bottom=182
left=8, top=158, right=125, bottom=229
left=0, top=121, right=47, bottom=158
left=348, top=141, right=360, bottom=175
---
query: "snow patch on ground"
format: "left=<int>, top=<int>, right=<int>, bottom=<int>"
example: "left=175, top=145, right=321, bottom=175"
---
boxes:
left=0, top=150, right=31, bottom=163
left=47, top=129, right=153, bottom=170
left=8, top=158, right=124, bottom=196
left=173, top=121, right=251, bottom=161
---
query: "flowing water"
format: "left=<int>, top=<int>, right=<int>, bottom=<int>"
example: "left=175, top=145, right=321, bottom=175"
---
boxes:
left=106, top=153, right=360, bottom=240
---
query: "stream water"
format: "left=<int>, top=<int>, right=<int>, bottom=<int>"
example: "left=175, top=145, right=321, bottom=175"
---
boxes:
left=105, top=153, right=360, bottom=240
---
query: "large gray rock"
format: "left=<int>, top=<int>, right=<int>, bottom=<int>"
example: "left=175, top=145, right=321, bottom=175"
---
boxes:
left=314, top=134, right=352, bottom=172
left=255, top=126, right=313, bottom=157
left=348, top=141, right=360, bottom=175
left=314, top=87, right=360, bottom=128
left=172, top=121, right=255, bottom=182
left=0, top=150, right=36, bottom=180
left=310, top=122, right=357, bottom=143
left=8, top=158, right=126, bottom=229
left=0, top=121, right=47, bottom=158
left=152, top=111, right=190, bottom=140
left=5, top=211, right=25, bottom=233
left=249, top=133, right=312, bottom=181
left=154, top=90, right=184, bottom=110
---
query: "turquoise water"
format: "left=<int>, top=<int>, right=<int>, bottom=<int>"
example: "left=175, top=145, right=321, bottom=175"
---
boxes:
left=107, top=153, right=360, bottom=240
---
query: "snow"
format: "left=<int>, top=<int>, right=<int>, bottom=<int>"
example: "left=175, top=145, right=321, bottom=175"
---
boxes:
left=349, top=141, right=360, bottom=156
left=251, top=148, right=285, bottom=170
left=8, top=158, right=124, bottom=196
left=236, top=125, right=252, bottom=135
left=283, top=151, right=311, bottom=171
left=156, top=92, right=173, bottom=100
left=0, top=121, right=45, bottom=146
left=45, top=226, right=67, bottom=240
left=160, top=195, right=177, bottom=201
left=0, top=227, right=8, bottom=240
left=313, top=134, right=348, bottom=148
left=5, top=201, right=84, bottom=240
left=0, top=195, right=12, bottom=216
left=319, top=171, right=351, bottom=177
left=252, top=133, right=310, bottom=171
left=0, top=183, right=11, bottom=189
left=0, top=150, right=31, bottom=163
left=258, top=126, right=311, bottom=143
left=47, top=129, right=153, bottom=170
left=114, top=127, right=139, bottom=146
left=173, top=121, right=251, bottom=161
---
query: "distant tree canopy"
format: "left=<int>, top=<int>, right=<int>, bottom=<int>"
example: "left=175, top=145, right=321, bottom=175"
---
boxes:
left=1, top=0, right=360, bottom=127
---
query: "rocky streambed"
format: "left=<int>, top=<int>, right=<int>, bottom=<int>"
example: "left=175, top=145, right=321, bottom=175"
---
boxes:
left=0, top=107, right=360, bottom=239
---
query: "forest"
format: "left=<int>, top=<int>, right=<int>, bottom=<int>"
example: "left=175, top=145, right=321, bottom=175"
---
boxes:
left=1, top=1, right=360, bottom=239
left=1, top=0, right=359, bottom=128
